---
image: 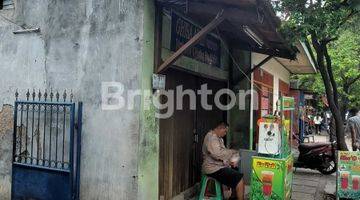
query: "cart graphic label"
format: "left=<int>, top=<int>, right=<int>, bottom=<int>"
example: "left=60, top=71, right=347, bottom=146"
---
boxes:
left=251, top=156, right=293, bottom=200
left=337, top=151, right=360, bottom=199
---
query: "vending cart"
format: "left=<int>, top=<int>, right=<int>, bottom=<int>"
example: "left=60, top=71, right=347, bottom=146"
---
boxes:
left=337, top=151, right=360, bottom=199
left=250, top=96, right=295, bottom=200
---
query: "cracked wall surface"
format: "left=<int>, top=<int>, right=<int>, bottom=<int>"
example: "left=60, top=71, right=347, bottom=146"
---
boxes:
left=0, top=0, right=146, bottom=199
left=0, top=105, right=13, bottom=200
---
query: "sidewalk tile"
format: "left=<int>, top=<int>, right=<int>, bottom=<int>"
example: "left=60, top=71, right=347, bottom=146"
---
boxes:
left=291, top=192, right=315, bottom=200
left=292, top=185, right=317, bottom=194
left=293, top=179, right=319, bottom=187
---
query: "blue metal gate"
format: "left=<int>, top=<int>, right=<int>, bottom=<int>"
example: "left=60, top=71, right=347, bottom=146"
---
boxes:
left=11, top=90, right=82, bottom=200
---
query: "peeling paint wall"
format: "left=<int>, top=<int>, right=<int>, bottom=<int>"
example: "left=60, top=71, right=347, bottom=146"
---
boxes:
left=0, top=0, right=148, bottom=199
left=0, top=105, right=13, bottom=200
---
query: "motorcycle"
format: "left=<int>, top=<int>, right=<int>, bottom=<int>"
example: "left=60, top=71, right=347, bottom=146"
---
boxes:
left=293, top=134, right=337, bottom=175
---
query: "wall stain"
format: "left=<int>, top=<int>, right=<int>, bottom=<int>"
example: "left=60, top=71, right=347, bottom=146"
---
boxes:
left=0, top=104, right=14, bottom=200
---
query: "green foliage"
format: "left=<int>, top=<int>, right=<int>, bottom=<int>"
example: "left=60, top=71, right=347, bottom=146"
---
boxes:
left=293, top=74, right=323, bottom=93
left=293, top=15, right=360, bottom=108
left=274, top=0, right=358, bottom=150
left=330, top=18, right=360, bottom=107
left=274, top=0, right=356, bottom=43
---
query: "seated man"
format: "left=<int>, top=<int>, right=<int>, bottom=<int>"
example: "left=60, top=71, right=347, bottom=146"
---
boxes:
left=202, top=122, right=244, bottom=200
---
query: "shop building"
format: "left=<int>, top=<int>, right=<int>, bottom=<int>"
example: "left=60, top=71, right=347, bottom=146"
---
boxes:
left=250, top=43, right=316, bottom=149
left=155, top=1, right=316, bottom=199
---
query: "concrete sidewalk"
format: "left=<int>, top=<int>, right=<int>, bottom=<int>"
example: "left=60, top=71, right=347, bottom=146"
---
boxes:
left=292, top=168, right=336, bottom=200
left=291, top=134, right=337, bottom=200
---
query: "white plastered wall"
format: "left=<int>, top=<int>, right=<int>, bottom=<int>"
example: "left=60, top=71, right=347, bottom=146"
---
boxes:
left=251, top=53, right=291, bottom=112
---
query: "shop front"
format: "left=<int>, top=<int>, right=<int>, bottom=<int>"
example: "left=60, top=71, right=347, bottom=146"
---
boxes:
left=157, top=9, right=230, bottom=199
left=153, top=1, right=313, bottom=199
left=250, top=42, right=317, bottom=151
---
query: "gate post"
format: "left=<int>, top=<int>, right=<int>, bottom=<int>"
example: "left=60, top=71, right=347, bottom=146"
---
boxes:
left=75, top=102, right=83, bottom=200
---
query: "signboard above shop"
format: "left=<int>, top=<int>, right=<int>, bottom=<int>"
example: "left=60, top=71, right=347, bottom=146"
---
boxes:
left=170, top=11, right=221, bottom=67
left=281, top=96, right=295, bottom=111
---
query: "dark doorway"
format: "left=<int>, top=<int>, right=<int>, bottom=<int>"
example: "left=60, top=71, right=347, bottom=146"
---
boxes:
left=159, top=68, right=227, bottom=199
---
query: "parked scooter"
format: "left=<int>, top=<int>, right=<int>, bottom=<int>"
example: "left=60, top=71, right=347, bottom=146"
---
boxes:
left=293, top=134, right=337, bottom=175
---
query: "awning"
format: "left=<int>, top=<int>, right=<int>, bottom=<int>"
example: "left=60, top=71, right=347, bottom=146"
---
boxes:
left=275, top=42, right=317, bottom=74
left=157, top=0, right=297, bottom=60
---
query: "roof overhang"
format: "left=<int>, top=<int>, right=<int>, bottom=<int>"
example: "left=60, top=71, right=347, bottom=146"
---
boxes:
left=157, top=0, right=297, bottom=60
left=275, top=42, right=317, bottom=74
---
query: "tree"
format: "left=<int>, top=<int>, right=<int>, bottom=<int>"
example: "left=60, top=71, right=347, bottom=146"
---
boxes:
left=329, top=16, right=360, bottom=117
left=294, top=15, right=360, bottom=119
left=274, top=0, right=359, bottom=150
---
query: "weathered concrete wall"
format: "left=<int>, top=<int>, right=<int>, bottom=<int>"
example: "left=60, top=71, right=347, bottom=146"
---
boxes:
left=0, top=0, right=147, bottom=199
left=0, top=105, right=13, bottom=200
left=137, top=1, right=159, bottom=200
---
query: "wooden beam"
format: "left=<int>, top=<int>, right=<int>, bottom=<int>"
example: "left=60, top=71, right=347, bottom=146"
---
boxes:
left=156, top=10, right=226, bottom=73
left=238, top=55, right=273, bottom=81
left=250, top=55, right=273, bottom=72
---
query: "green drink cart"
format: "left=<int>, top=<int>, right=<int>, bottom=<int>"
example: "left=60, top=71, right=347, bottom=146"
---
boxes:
left=250, top=97, right=295, bottom=200
left=336, top=151, right=360, bottom=199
